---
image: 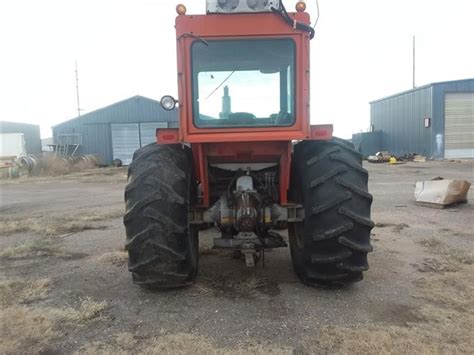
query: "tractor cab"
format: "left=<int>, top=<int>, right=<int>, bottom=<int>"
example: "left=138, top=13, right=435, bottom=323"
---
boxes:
left=159, top=0, right=319, bottom=143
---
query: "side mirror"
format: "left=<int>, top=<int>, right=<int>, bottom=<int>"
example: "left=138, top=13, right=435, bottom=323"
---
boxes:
left=160, top=95, right=178, bottom=111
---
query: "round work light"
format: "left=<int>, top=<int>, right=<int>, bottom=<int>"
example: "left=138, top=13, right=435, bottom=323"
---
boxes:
left=176, top=4, right=187, bottom=15
left=160, top=95, right=177, bottom=111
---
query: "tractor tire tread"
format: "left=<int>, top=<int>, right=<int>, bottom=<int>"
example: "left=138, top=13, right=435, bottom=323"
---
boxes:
left=306, top=146, right=341, bottom=166
left=335, top=177, right=373, bottom=200
left=337, top=236, right=373, bottom=252
left=337, top=260, right=369, bottom=272
left=289, top=138, right=373, bottom=286
left=329, top=137, right=364, bottom=157
left=339, top=207, right=375, bottom=228
left=329, top=154, right=368, bottom=175
left=311, top=193, right=352, bottom=215
left=124, top=143, right=198, bottom=289
left=311, top=222, right=354, bottom=241
left=309, top=165, right=347, bottom=189
left=311, top=250, right=352, bottom=264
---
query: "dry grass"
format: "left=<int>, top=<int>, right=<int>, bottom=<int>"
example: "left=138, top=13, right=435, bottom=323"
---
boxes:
left=301, top=273, right=474, bottom=354
left=77, top=169, right=128, bottom=184
left=375, top=222, right=410, bottom=233
left=305, top=324, right=462, bottom=354
left=0, top=237, right=66, bottom=258
left=415, top=257, right=460, bottom=273
left=76, top=332, right=293, bottom=355
left=20, top=155, right=100, bottom=177
left=413, top=272, right=473, bottom=311
left=0, top=295, right=107, bottom=353
left=0, top=209, right=123, bottom=236
left=56, top=297, right=108, bottom=322
left=39, top=155, right=73, bottom=175
left=420, top=237, right=474, bottom=265
left=300, top=240, right=474, bottom=355
left=2, top=166, right=127, bottom=185
left=99, top=250, right=128, bottom=266
left=0, top=278, right=51, bottom=306
left=0, top=305, right=61, bottom=354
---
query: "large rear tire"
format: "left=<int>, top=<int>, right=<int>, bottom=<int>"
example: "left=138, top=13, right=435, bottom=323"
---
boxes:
left=123, top=143, right=198, bottom=288
left=289, top=138, right=374, bottom=286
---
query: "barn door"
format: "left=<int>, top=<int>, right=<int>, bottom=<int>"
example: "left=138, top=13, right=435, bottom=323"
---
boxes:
left=111, top=123, right=140, bottom=165
left=139, top=122, right=167, bottom=147
left=444, top=92, right=474, bottom=158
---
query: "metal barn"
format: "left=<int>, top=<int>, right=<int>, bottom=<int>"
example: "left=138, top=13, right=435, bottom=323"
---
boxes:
left=370, top=79, right=474, bottom=159
left=0, top=121, right=42, bottom=154
left=52, top=96, right=178, bottom=165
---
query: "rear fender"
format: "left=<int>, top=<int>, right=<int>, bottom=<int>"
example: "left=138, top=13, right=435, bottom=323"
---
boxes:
left=156, top=128, right=180, bottom=144
left=308, top=124, right=333, bottom=140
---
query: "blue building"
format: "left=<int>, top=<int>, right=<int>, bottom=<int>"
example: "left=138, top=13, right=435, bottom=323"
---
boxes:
left=52, top=96, right=178, bottom=165
left=370, top=79, right=474, bottom=159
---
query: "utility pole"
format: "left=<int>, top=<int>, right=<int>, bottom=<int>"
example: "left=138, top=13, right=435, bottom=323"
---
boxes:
left=412, top=35, right=416, bottom=89
left=75, top=60, right=82, bottom=117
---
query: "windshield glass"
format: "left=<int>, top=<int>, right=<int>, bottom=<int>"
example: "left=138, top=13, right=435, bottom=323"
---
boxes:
left=191, top=39, right=296, bottom=128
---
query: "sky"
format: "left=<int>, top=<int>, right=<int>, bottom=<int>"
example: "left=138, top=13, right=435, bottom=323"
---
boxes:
left=1, top=0, right=473, bottom=139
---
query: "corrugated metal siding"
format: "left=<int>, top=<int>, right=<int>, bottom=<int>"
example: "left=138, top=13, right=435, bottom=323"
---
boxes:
left=53, top=121, right=83, bottom=157
left=352, top=131, right=382, bottom=157
left=370, top=79, right=474, bottom=158
left=370, top=86, right=433, bottom=156
left=111, top=124, right=140, bottom=165
left=52, top=96, right=178, bottom=164
left=0, top=121, right=42, bottom=154
left=140, top=122, right=168, bottom=146
left=55, top=96, right=178, bottom=128
left=444, top=92, right=474, bottom=158
left=432, top=80, right=474, bottom=158
left=82, top=124, right=112, bottom=164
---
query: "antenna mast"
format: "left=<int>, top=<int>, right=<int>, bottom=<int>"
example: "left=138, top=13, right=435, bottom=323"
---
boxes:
left=412, top=35, right=416, bottom=89
left=75, top=60, right=82, bottom=117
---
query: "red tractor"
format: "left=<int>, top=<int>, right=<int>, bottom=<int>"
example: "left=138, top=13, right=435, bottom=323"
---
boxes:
left=124, top=1, right=373, bottom=288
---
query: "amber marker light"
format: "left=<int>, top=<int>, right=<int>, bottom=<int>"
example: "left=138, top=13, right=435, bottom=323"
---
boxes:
left=176, top=4, right=187, bottom=15
left=295, top=1, right=306, bottom=12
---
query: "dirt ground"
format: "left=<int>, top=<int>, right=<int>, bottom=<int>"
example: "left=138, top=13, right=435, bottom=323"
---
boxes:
left=1, top=161, right=473, bottom=354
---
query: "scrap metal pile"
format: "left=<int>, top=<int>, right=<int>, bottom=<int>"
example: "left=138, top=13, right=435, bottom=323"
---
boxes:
left=0, top=154, right=100, bottom=178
